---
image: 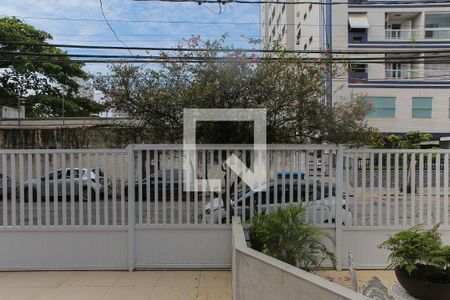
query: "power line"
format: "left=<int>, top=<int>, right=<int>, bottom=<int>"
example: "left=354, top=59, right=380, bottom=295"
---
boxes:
left=6, top=14, right=450, bottom=28
left=2, top=58, right=450, bottom=65
left=132, top=0, right=450, bottom=5
left=3, top=41, right=450, bottom=55
left=3, top=50, right=450, bottom=62
left=2, top=54, right=450, bottom=65
left=98, top=0, right=133, bottom=55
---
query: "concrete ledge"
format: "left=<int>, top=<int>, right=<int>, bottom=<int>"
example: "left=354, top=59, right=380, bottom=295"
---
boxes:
left=232, top=217, right=368, bottom=300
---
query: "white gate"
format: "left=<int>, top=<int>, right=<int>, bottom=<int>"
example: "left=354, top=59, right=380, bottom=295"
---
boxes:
left=0, top=145, right=448, bottom=270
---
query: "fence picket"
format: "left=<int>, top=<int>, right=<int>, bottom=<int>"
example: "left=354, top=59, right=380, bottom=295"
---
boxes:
left=0, top=145, right=448, bottom=236
left=436, top=153, right=441, bottom=224
left=444, top=153, right=449, bottom=226
left=2, top=154, right=7, bottom=226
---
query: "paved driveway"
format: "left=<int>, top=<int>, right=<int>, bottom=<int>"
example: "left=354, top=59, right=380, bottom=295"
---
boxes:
left=0, top=271, right=231, bottom=300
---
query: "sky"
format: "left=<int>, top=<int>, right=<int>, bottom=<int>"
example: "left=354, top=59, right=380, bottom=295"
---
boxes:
left=0, top=0, right=261, bottom=74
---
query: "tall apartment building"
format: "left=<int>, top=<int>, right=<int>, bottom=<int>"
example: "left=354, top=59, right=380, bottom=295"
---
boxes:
left=261, top=1, right=450, bottom=139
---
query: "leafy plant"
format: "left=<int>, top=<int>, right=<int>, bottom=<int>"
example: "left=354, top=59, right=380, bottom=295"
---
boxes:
left=249, top=205, right=336, bottom=271
left=0, top=17, right=104, bottom=117
left=96, top=36, right=379, bottom=146
left=379, top=224, right=450, bottom=283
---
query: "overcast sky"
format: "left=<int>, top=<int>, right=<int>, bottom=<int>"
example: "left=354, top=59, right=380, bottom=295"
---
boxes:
left=0, top=0, right=260, bottom=73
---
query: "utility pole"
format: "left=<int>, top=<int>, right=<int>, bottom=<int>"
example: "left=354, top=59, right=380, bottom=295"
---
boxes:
left=17, top=97, right=21, bottom=128
left=325, top=0, right=333, bottom=107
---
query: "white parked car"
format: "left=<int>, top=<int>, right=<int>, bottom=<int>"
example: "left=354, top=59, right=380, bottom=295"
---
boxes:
left=202, top=179, right=352, bottom=225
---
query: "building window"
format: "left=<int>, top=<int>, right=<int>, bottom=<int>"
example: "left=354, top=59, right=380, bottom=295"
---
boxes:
left=366, top=97, right=396, bottom=118
left=349, top=63, right=368, bottom=83
left=303, top=13, right=307, bottom=20
left=412, top=97, right=432, bottom=119
left=309, top=36, right=313, bottom=44
left=309, top=4, right=313, bottom=11
left=282, top=4, right=285, bottom=14
left=448, top=98, right=450, bottom=118
left=425, top=13, right=450, bottom=39
left=304, top=43, right=308, bottom=50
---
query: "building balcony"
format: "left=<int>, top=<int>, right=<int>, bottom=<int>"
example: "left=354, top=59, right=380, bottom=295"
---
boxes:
left=385, top=68, right=450, bottom=80
left=385, top=29, right=421, bottom=40
left=385, top=69, right=421, bottom=79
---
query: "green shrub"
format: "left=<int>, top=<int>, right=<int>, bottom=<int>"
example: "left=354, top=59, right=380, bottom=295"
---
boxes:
left=249, top=205, right=336, bottom=271
left=379, top=224, right=450, bottom=283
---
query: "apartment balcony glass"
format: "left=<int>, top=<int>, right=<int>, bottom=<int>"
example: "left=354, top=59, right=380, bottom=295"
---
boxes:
left=385, top=62, right=450, bottom=81
left=384, top=60, right=423, bottom=79
left=425, top=13, right=450, bottom=39
left=385, top=69, right=422, bottom=79
left=385, top=12, right=421, bottom=40
left=424, top=64, right=450, bottom=80
left=385, top=29, right=421, bottom=40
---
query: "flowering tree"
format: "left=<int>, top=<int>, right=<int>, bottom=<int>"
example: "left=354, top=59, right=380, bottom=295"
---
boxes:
left=95, top=36, right=379, bottom=146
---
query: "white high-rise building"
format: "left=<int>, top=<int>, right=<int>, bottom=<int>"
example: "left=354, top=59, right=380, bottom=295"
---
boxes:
left=261, top=1, right=450, bottom=139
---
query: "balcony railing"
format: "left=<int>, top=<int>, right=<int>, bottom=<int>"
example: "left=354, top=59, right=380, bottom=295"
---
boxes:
left=424, top=69, right=450, bottom=79
left=385, top=69, right=421, bottom=79
left=385, top=29, right=421, bottom=40
left=425, top=28, right=450, bottom=39
left=385, top=28, right=450, bottom=40
left=385, top=69, right=450, bottom=80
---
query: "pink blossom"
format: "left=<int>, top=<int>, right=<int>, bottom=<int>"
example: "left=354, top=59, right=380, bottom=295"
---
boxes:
left=189, top=35, right=201, bottom=47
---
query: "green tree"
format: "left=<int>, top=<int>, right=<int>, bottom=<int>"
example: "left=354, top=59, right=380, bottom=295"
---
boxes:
left=95, top=36, right=379, bottom=145
left=0, top=17, right=104, bottom=117
left=387, top=131, right=432, bottom=149
left=386, top=131, right=433, bottom=192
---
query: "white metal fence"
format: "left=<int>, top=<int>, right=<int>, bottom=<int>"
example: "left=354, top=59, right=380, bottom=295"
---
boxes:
left=0, top=145, right=448, bottom=270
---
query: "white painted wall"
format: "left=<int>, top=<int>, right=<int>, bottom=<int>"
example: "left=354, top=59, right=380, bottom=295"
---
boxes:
left=232, top=217, right=369, bottom=300
left=262, top=3, right=450, bottom=135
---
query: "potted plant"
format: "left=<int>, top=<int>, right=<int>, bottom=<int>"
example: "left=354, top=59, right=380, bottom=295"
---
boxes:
left=249, top=205, right=336, bottom=271
left=379, top=225, right=450, bottom=300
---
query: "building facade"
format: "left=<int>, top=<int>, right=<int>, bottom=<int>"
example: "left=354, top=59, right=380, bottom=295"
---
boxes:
left=260, top=0, right=450, bottom=138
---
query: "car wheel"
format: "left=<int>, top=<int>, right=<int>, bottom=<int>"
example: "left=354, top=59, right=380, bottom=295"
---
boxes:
left=325, top=218, right=346, bottom=225
left=82, top=188, right=96, bottom=202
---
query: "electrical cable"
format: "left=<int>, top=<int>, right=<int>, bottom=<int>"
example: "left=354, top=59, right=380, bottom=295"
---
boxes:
left=98, top=0, right=134, bottom=55
left=2, top=50, right=450, bottom=62
left=132, top=0, right=450, bottom=5
left=3, top=41, right=450, bottom=55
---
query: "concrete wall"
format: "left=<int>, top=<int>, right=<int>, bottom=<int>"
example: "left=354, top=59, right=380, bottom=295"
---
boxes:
left=0, top=126, right=148, bottom=149
left=231, top=217, right=368, bottom=300
left=0, top=106, right=25, bottom=119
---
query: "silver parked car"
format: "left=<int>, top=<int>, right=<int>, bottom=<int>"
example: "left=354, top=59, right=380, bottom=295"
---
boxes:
left=202, top=179, right=352, bottom=225
left=23, top=168, right=108, bottom=201
left=0, top=174, right=12, bottom=199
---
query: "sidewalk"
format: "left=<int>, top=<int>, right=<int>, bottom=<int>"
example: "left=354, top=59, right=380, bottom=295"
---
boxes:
left=0, top=270, right=231, bottom=300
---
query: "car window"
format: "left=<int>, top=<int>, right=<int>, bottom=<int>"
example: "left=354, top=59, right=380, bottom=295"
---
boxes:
left=48, top=172, right=54, bottom=180
left=65, top=169, right=80, bottom=179
left=56, top=170, right=64, bottom=180
left=91, top=169, right=104, bottom=177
